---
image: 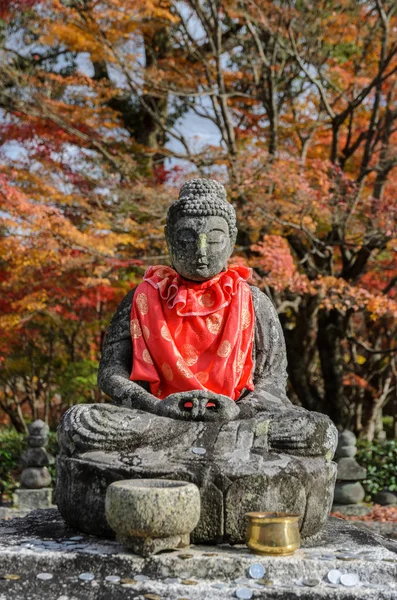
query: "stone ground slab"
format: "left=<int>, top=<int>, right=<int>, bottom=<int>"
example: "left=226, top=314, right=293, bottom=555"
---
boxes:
left=0, top=509, right=396, bottom=600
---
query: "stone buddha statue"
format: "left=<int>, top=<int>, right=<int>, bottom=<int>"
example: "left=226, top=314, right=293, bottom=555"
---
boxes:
left=56, top=178, right=338, bottom=543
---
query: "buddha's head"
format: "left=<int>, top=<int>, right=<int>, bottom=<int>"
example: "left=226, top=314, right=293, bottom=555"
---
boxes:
left=165, top=178, right=237, bottom=281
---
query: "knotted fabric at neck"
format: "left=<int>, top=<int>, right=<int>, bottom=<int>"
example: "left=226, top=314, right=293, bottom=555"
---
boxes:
left=129, top=265, right=255, bottom=400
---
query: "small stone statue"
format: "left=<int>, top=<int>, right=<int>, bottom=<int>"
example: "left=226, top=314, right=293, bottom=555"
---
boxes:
left=333, top=430, right=368, bottom=515
left=57, top=179, right=338, bottom=543
left=14, top=420, right=53, bottom=510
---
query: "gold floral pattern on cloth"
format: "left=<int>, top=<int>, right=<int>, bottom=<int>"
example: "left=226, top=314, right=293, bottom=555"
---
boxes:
left=180, top=344, right=199, bottom=366
left=142, top=349, right=153, bottom=365
left=136, top=292, right=149, bottom=315
left=162, top=363, right=174, bottom=381
left=196, top=371, right=209, bottom=384
left=241, top=306, right=251, bottom=330
left=130, top=318, right=142, bottom=339
left=161, top=324, right=172, bottom=341
left=143, top=325, right=150, bottom=340
left=237, top=349, right=245, bottom=373
left=176, top=359, right=193, bottom=378
left=206, top=313, right=223, bottom=334
left=198, top=290, right=215, bottom=308
left=217, top=340, right=232, bottom=358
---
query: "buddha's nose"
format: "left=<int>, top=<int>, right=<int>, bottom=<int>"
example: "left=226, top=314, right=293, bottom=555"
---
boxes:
left=196, top=233, right=208, bottom=262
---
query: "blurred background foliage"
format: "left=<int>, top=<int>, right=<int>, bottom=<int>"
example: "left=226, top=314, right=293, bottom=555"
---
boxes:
left=357, top=438, right=397, bottom=500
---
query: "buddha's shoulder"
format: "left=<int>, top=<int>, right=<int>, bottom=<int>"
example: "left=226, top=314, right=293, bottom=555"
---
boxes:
left=248, top=284, right=279, bottom=321
left=111, top=288, right=136, bottom=322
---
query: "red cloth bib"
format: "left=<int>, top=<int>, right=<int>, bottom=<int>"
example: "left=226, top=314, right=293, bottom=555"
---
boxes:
left=129, top=265, right=255, bottom=400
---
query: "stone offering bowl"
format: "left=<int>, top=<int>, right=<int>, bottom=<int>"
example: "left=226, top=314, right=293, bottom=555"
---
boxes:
left=105, top=479, right=201, bottom=556
left=246, top=512, right=301, bottom=556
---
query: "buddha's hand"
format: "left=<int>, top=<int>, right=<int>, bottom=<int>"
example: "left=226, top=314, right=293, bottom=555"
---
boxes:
left=156, top=391, right=240, bottom=422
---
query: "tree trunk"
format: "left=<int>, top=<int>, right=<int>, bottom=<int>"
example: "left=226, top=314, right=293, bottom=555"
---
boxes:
left=0, top=402, right=28, bottom=434
left=317, top=309, right=345, bottom=426
left=135, top=27, right=171, bottom=169
left=281, top=297, right=323, bottom=412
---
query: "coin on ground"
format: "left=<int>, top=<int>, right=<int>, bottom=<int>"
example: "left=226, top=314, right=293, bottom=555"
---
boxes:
left=258, top=579, right=274, bottom=586
left=191, top=447, right=206, bottom=455
left=78, top=572, right=95, bottom=581
left=178, top=553, right=193, bottom=559
left=340, top=573, right=359, bottom=587
left=235, top=588, right=253, bottom=599
left=248, top=564, right=265, bottom=579
left=302, top=578, right=320, bottom=587
left=327, top=569, right=342, bottom=584
left=120, top=578, right=136, bottom=584
left=105, top=575, right=120, bottom=583
left=37, top=573, right=53, bottom=581
left=2, top=574, right=21, bottom=581
left=181, top=579, right=198, bottom=585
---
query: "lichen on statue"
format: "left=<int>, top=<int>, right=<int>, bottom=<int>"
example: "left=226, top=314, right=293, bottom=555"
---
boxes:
left=56, top=178, right=338, bottom=542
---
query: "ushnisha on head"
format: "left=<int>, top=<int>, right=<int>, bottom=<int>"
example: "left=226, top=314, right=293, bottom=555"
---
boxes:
left=165, top=178, right=238, bottom=282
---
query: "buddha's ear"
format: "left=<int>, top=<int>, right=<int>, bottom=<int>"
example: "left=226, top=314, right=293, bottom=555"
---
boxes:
left=230, top=227, right=238, bottom=251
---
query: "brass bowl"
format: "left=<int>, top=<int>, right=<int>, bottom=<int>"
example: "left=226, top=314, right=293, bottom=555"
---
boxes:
left=246, top=512, right=301, bottom=556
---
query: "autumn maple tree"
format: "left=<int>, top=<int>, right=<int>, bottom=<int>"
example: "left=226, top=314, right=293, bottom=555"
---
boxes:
left=0, top=0, right=396, bottom=438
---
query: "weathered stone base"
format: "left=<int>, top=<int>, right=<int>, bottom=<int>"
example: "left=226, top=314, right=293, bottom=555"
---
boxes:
left=13, top=488, right=53, bottom=510
left=118, top=532, right=190, bottom=557
left=0, top=509, right=396, bottom=599
left=56, top=452, right=337, bottom=543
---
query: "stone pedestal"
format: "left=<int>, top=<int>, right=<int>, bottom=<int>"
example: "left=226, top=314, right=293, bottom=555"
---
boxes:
left=56, top=450, right=336, bottom=543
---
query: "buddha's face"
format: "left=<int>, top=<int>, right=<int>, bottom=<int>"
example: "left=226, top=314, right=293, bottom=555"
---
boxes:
left=166, top=215, right=234, bottom=281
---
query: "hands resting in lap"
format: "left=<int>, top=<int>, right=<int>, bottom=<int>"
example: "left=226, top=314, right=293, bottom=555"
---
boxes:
left=155, top=390, right=240, bottom=421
